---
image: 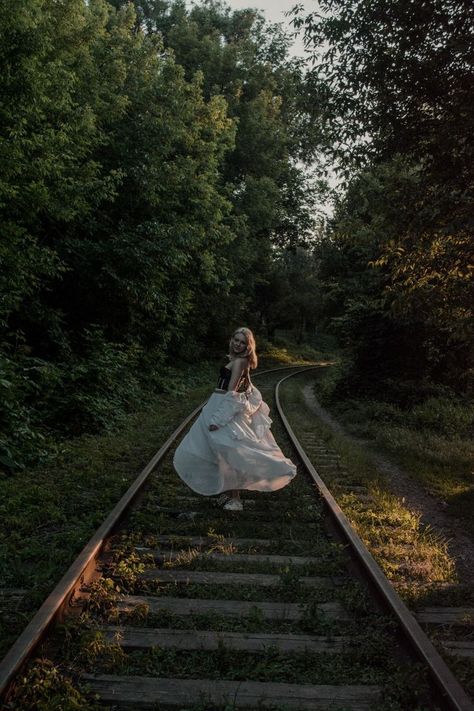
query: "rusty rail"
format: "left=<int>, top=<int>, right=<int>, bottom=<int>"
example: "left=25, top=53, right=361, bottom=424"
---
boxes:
left=275, top=367, right=474, bottom=711
left=0, top=363, right=312, bottom=700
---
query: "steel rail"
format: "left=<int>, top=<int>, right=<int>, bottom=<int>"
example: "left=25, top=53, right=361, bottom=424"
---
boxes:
left=275, top=367, right=474, bottom=711
left=0, top=363, right=314, bottom=700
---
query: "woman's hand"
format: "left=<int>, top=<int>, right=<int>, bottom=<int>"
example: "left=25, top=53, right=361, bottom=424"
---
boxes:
left=209, top=424, right=219, bottom=431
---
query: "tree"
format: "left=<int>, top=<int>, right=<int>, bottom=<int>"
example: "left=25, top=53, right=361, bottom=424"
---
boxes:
left=0, top=0, right=328, bottom=471
left=0, top=0, right=236, bottom=467
left=291, top=0, right=474, bottom=392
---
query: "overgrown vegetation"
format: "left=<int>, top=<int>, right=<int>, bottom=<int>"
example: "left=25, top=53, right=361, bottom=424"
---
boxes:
left=280, top=371, right=474, bottom=700
left=0, top=361, right=215, bottom=659
left=312, top=359, right=474, bottom=536
left=292, top=0, right=473, bottom=397
left=0, top=0, right=323, bottom=473
left=5, top=366, right=434, bottom=710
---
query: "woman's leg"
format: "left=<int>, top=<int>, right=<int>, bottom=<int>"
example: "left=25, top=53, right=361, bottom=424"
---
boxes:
left=223, top=489, right=243, bottom=510
left=217, top=490, right=240, bottom=504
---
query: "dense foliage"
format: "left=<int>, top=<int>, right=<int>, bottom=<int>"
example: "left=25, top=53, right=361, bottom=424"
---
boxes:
left=0, top=0, right=320, bottom=472
left=293, top=0, right=474, bottom=398
left=2, top=0, right=472, bottom=473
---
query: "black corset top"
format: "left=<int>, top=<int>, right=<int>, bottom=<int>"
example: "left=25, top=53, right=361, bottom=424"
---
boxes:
left=216, top=362, right=249, bottom=392
left=216, top=365, right=232, bottom=391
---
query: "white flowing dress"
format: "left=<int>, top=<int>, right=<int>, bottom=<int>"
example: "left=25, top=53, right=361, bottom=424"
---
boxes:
left=173, top=383, right=297, bottom=496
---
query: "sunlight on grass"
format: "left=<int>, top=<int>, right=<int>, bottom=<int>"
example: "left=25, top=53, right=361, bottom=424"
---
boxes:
left=280, top=374, right=457, bottom=592
left=319, top=382, right=474, bottom=537
left=259, top=337, right=334, bottom=367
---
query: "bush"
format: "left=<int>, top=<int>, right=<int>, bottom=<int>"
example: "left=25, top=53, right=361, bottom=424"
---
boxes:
left=48, top=327, right=144, bottom=435
left=0, top=329, right=148, bottom=473
left=339, top=399, right=406, bottom=425
left=0, top=352, right=59, bottom=473
left=315, top=356, right=473, bottom=440
left=409, top=397, right=474, bottom=438
left=261, top=333, right=325, bottom=364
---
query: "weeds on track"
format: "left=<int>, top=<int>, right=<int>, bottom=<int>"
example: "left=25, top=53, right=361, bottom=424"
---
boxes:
left=279, top=371, right=456, bottom=591
left=2, top=351, right=439, bottom=710
left=279, top=369, right=474, bottom=701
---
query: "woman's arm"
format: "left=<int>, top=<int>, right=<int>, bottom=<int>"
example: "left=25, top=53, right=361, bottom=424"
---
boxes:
left=227, top=358, right=247, bottom=392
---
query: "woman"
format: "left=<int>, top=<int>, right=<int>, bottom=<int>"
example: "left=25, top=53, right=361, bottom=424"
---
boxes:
left=173, top=328, right=297, bottom=511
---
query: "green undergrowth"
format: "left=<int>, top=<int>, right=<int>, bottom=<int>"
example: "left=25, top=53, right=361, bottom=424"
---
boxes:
left=4, top=361, right=435, bottom=711
left=314, top=362, right=474, bottom=537
left=0, top=368, right=214, bottom=657
left=279, top=372, right=474, bottom=701
left=279, top=371, right=456, bottom=592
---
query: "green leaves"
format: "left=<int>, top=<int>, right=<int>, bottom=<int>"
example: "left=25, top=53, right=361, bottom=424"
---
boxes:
left=1, top=0, right=328, bottom=470
left=290, top=0, right=474, bottom=393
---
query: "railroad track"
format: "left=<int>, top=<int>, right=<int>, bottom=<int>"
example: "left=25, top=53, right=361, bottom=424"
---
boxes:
left=0, top=366, right=473, bottom=710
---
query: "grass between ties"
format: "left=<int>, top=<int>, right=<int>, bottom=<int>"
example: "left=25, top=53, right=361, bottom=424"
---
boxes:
left=1, top=346, right=442, bottom=710
left=29, top=483, right=432, bottom=708
left=0, top=350, right=311, bottom=656
left=279, top=370, right=474, bottom=702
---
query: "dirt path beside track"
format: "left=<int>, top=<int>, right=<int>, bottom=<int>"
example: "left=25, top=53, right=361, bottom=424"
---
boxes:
left=302, top=384, right=474, bottom=586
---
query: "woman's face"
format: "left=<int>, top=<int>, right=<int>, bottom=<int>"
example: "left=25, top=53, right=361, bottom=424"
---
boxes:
left=232, top=332, right=247, bottom=355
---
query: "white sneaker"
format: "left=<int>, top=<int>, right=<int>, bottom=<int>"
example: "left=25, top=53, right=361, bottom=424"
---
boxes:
left=223, top=498, right=243, bottom=511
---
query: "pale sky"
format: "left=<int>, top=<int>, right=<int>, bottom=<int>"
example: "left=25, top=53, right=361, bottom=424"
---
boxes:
left=227, top=0, right=315, bottom=57
left=193, top=0, right=316, bottom=58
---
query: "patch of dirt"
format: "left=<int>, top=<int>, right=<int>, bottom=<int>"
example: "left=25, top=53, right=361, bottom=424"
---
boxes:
left=302, top=384, right=474, bottom=586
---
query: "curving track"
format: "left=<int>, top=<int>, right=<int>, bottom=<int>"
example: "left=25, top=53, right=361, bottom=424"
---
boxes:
left=0, top=365, right=472, bottom=710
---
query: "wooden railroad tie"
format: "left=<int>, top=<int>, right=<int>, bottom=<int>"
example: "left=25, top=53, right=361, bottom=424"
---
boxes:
left=99, top=627, right=353, bottom=654
left=416, top=606, right=474, bottom=625
left=81, top=675, right=381, bottom=709
left=117, top=595, right=348, bottom=621
left=138, top=569, right=342, bottom=587
left=138, top=551, right=328, bottom=566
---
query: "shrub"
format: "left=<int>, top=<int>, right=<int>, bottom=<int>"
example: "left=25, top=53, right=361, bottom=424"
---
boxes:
left=48, top=327, right=144, bottom=435
left=0, top=352, right=59, bottom=474
left=409, top=397, right=474, bottom=438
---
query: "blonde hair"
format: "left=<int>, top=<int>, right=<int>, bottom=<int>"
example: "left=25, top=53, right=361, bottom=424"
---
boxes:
left=229, top=327, right=258, bottom=369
